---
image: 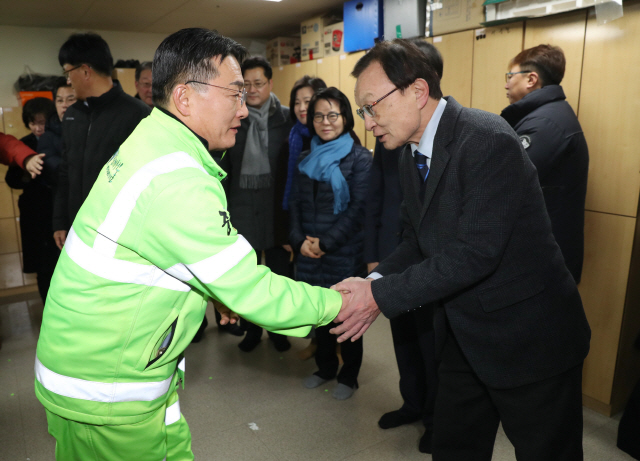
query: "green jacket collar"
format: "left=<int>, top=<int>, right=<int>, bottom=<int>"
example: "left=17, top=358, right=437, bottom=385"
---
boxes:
left=150, top=107, right=227, bottom=181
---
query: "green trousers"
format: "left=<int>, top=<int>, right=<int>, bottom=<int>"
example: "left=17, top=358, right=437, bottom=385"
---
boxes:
left=46, top=391, right=193, bottom=461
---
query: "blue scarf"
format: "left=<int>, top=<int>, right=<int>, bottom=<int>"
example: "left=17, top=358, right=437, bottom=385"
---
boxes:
left=299, top=133, right=354, bottom=215
left=282, top=121, right=309, bottom=210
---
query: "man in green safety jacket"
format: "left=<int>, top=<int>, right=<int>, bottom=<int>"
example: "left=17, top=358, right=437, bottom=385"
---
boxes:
left=35, top=28, right=345, bottom=461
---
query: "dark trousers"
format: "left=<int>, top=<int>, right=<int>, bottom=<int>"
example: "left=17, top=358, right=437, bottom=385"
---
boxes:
left=432, top=328, right=584, bottom=461
left=314, top=321, right=363, bottom=388
left=390, top=306, right=438, bottom=431
left=35, top=239, right=60, bottom=305
left=244, top=246, right=292, bottom=340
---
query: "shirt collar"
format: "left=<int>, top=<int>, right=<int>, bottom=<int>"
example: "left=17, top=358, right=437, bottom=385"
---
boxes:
left=411, top=98, right=447, bottom=158
left=156, top=106, right=209, bottom=151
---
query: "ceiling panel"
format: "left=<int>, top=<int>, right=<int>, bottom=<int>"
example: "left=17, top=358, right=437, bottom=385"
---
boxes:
left=0, top=0, right=346, bottom=39
left=79, top=0, right=185, bottom=32
left=0, top=0, right=91, bottom=29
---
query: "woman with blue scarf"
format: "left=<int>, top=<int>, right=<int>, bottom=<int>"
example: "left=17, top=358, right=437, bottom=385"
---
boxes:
left=289, top=87, right=372, bottom=400
left=283, top=76, right=327, bottom=211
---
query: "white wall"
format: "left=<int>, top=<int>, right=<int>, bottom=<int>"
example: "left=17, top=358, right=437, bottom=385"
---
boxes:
left=0, top=25, right=265, bottom=108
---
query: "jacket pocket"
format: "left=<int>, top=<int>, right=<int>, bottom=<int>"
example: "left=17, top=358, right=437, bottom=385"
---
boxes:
left=136, top=309, right=179, bottom=371
left=478, top=275, right=544, bottom=313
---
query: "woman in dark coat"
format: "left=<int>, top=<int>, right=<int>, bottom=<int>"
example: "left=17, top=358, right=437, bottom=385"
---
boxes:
left=289, top=87, right=372, bottom=400
left=5, top=83, right=75, bottom=304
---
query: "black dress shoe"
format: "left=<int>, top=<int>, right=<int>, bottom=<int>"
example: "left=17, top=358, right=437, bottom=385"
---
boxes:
left=419, top=430, right=433, bottom=454
left=218, top=323, right=244, bottom=336
left=238, top=332, right=262, bottom=352
left=269, top=335, right=291, bottom=352
left=378, top=409, right=421, bottom=429
left=191, top=316, right=209, bottom=343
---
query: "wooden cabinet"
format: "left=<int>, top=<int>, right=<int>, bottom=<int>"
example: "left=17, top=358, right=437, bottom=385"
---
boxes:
left=471, top=22, right=523, bottom=114
left=433, top=30, right=474, bottom=108
left=271, top=64, right=297, bottom=106
left=316, top=55, right=340, bottom=91
left=112, top=68, right=137, bottom=97
left=524, top=10, right=587, bottom=113
left=339, top=52, right=366, bottom=144
left=0, top=110, right=38, bottom=294
left=579, top=211, right=636, bottom=413
left=579, top=4, right=640, bottom=217
left=576, top=2, right=640, bottom=415
left=1, top=107, right=30, bottom=139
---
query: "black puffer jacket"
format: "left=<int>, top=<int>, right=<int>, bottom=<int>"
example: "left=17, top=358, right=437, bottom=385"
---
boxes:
left=53, top=81, right=150, bottom=231
left=289, top=143, right=372, bottom=288
left=501, top=85, right=588, bottom=283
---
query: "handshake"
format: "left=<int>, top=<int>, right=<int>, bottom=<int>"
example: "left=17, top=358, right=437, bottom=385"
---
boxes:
left=215, top=276, right=381, bottom=343
left=329, top=277, right=380, bottom=343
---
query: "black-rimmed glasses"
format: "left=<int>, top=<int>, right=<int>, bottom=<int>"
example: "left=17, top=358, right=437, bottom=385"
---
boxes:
left=244, top=81, right=269, bottom=90
left=185, top=81, right=247, bottom=107
left=313, top=112, right=342, bottom=123
left=356, top=88, right=399, bottom=120
left=505, top=71, right=531, bottom=83
left=62, top=64, right=83, bottom=77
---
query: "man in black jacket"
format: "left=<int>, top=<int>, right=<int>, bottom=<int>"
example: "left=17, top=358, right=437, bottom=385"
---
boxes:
left=501, top=44, right=588, bottom=283
left=333, top=39, right=590, bottom=460
left=53, top=32, right=150, bottom=250
left=219, top=56, right=293, bottom=352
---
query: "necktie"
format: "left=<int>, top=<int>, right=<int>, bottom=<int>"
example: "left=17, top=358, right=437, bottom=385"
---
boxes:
left=414, top=152, right=429, bottom=183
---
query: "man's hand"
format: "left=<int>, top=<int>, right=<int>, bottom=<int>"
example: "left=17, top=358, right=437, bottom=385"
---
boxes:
left=282, top=244, right=293, bottom=253
left=330, top=277, right=380, bottom=343
left=300, top=239, right=321, bottom=258
left=306, top=236, right=325, bottom=257
left=214, top=301, right=240, bottom=325
left=24, top=153, right=45, bottom=179
left=367, top=262, right=379, bottom=273
left=53, top=230, right=67, bottom=250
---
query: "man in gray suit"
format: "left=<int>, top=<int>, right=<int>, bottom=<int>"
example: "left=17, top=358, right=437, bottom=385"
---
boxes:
left=332, top=39, right=591, bottom=460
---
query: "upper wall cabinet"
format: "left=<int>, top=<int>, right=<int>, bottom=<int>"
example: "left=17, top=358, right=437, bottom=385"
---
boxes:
left=471, top=22, right=524, bottom=115
left=433, top=30, right=474, bottom=108
left=579, top=3, right=640, bottom=217
left=524, top=10, right=588, bottom=114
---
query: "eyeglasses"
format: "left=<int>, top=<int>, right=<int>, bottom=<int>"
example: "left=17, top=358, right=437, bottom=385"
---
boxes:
left=137, top=82, right=152, bottom=89
left=185, top=81, right=247, bottom=107
left=244, top=81, right=268, bottom=90
left=313, top=112, right=342, bottom=123
left=505, top=71, right=531, bottom=83
left=62, top=64, right=83, bottom=77
left=356, top=88, right=399, bottom=120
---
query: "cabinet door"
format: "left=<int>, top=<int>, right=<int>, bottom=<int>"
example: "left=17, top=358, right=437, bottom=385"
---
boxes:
left=316, top=56, right=340, bottom=91
left=580, top=3, right=640, bottom=217
left=0, top=217, right=18, bottom=255
left=524, top=10, right=587, bottom=113
left=433, top=30, right=473, bottom=108
left=292, top=61, right=317, bottom=84
left=579, top=211, right=635, bottom=406
left=471, top=23, right=524, bottom=114
left=271, top=64, right=297, bottom=106
left=1, top=107, right=30, bottom=139
left=339, top=52, right=367, bottom=144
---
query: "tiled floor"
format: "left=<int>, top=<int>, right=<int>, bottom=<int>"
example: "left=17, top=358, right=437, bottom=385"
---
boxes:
left=0, top=292, right=635, bottom=461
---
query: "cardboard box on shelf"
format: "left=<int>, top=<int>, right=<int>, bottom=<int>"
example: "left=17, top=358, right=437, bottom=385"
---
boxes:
left=430, top=0, right=485, bottom=36
left=323, top=22, right=344, bottom=57
left=266, top=37, right=301, bottom=66
left=301, top=16, right=327, bottom=61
